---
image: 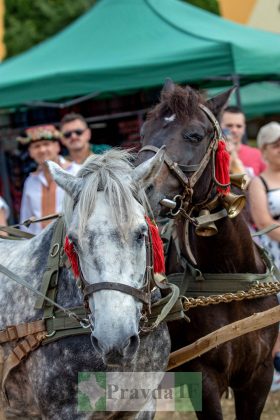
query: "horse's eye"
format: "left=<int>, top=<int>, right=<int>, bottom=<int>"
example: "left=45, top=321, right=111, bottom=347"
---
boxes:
left=183, top=132, right=203, bottom=143
left=136, top=227, right=147, bottom=243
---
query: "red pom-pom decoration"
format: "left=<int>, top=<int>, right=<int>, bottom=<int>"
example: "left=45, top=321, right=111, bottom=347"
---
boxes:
left=145, top=216, right=165, bottom=274
left=64, top=236, right=80, bottom=278
left=215, top=140, right=230, bottom=195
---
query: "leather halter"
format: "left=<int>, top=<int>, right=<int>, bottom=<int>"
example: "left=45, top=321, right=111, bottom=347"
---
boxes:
left=139, top=104, right=229, bottom=219
left=78, top=222, right=155, bottom=314
left=83, top=282, right=150, bottom=305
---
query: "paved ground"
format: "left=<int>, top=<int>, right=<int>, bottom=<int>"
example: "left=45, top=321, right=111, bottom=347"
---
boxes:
left=155, top=389, right=280, bottom=419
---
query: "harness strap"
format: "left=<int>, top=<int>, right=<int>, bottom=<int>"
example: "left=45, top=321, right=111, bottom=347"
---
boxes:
left=1, top=332, right=46, bottom=399
left=0, top=320, right=46, bottom=344
left=0, top=347, right=5, bottom=413
left=83, top=282, right=151, bottom=305
left=252, top=223, right=280, bottom=237
left=34, top=217, right=65, bottom=313
left=140, top=145, right=191, bottom=185
left=180, top=240, right=280, bottom=296
left=0, top=214, right=60, bottom=238
left=195, top=208, right=228, bottom=225
left=0, top=226, right=34, bottom=239
left=149, top=277, right=182, bottom=326
left=21, top=213, right=61, bottom=228
left=0, top=263, right=85, bottom=323
left=140, top=145, right=202, bottom=173
left=199, top=104, right=223, bottom=138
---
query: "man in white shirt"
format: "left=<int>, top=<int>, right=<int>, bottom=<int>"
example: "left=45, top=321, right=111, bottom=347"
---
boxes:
left=60, top=113, right=93, bottom=164
left=18, top=125, right=80, bottom=234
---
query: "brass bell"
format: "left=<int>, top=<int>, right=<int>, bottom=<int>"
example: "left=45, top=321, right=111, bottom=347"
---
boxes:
left=220, top=192, right=246, bottom=218
left=195, top=209, right=218, bottom=237
left=230, top=173, right=250, bottom=191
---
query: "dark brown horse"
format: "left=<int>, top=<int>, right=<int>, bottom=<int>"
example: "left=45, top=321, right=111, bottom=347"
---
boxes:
left=136, top=80, right=278, bottom=420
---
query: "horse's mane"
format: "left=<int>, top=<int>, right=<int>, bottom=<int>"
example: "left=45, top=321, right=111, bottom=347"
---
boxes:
left=64, top=148, right=149, bottom=238
left=147, top=85, right=204, bottom=122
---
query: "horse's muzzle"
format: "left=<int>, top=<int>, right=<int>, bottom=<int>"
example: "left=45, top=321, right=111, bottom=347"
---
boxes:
left=91, top=332, right=140, bottom=366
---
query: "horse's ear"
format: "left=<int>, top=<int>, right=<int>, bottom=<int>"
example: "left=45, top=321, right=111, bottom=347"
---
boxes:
left=132, top=147, right=165, bottom=187
left=206, top=86, right=236, bottom=118
left=162, top=78, right=175, bottom=95
left=45, top=161, right=83, bottom=199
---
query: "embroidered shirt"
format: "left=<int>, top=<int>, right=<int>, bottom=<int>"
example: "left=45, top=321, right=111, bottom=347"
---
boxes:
left=20, top=157, right=80, bottom=234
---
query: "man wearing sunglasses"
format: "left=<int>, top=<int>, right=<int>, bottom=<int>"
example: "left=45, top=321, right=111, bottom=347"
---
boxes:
left=60, top=113, right=93, bottom=164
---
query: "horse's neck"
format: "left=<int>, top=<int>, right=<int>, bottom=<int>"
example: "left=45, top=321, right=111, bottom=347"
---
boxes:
left=188, top=216, right=265, bottom=274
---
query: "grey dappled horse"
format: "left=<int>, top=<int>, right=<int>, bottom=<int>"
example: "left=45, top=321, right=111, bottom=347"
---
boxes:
left=0, top=149, right=170, bottom=419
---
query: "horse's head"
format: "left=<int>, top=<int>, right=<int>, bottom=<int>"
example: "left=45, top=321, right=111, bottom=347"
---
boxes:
left=47, top=148, right=164, bottom=366
left=137, top=79, right=234, bottom=217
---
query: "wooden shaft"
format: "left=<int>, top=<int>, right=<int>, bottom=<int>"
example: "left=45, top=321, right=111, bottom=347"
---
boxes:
left=167, top=303, right=280, bottom=371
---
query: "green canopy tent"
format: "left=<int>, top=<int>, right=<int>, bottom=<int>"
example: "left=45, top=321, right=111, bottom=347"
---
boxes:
left=0, top=0, right=279, bottom=108
left=208, top=82, right=280, bottom=119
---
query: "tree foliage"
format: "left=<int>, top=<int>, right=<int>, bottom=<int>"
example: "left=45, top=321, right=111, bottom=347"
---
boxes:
left=4, top=0, right=96, bottom=58
left=184, top=0, right=220, bottom=15
left=4, top=0, right=220, bottom=59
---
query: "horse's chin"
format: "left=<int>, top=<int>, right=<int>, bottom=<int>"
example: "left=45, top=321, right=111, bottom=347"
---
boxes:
left=103, top=353, right=136, bottom=369
left=104, top=361, right=122, bottom=369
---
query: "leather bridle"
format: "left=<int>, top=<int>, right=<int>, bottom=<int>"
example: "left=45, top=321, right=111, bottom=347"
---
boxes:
left=78, top=222, right=155, bottom=316
left=139, top=104, right=230, bottom=223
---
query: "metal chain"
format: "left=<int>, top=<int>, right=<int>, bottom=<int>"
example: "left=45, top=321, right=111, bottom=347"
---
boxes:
left=182, top=281, right=280, bottom=311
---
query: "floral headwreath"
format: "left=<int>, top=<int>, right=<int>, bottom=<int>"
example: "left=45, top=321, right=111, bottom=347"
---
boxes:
left=17, top=125, right=61, bottom=145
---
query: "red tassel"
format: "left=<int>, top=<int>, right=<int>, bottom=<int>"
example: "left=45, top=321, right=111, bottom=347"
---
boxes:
left=64, top=236, right=80, bottom=278
left=215, top=140, right=230, bottom=195
left=145, top=216, right=165, bottom=274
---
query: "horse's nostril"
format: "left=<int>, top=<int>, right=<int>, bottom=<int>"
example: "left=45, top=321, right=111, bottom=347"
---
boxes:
left=124, top=334, right=140, bottom=357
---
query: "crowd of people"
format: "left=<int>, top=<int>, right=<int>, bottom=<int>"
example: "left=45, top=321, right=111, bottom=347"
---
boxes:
left=1, top=113, right=97, bottom=234
left=221, top=108, right=280, bottom=391
left=0, top=107, right=280, bottom=390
